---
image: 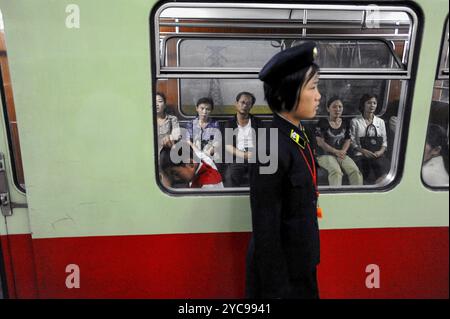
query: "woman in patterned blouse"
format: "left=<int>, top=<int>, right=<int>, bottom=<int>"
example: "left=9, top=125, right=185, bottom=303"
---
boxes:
left=156, top=92, right=181, bottom=152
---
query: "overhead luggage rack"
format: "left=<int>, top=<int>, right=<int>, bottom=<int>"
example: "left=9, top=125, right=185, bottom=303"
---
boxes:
left=154, top=3, right=418, bottom=80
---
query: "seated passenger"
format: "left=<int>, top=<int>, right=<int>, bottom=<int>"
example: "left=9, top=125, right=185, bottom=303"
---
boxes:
left=223, top=91, right=262, bottom=187
left=350, top=94, right=389, bottom=184
left=315, top=97, right=363, bottom=186
left=160, top=141, right=224, bottom=189
left=422, top=124, right=449, bottom=186
left=156, top=92, right=181, bottom=152
left=186, top=97, right=221, bottom=161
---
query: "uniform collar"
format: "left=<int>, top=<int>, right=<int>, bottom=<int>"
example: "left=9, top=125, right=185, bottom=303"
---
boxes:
left=273, top=113, right=310, bottom=149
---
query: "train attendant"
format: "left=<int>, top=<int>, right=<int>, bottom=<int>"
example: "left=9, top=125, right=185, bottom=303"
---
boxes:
left=246, top=41, right=322, bottom=299
left=160, top=141, right=224, bottom=189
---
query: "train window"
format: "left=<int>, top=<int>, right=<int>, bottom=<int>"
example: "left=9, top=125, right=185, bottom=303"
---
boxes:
left=421, top=18, right=449, bottom=189
left=151, top=3, right=419, bottom=193
left=0, top=10, right=25, bottom=191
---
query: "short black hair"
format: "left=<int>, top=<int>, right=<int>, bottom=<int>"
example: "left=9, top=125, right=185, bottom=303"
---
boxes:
left=263, top=63, right=319, bottom=113
left=196, top=97, right=214, bottom=111
left=427, top=124, right=447, bottom=149
left=326, top=96, right=342, bottom=109
left=156, top=92, right=167, bottom=104
left=358, top=94, right=378, bottom=114
left=426, top=124, right=449, bottom=174
left=159, top=141, right=198, bottom=173
left=236, top=92, right=256, bottom=106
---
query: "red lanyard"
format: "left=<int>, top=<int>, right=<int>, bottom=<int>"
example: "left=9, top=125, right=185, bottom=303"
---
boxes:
left=293, top=132, right=323, bottom=218
left=299, top=143, right=319, bottom=198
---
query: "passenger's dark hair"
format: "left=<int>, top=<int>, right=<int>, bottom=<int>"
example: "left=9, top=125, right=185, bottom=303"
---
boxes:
left=327, top=96, right=342, bottom=109
left=358, top=94, right=378, bottom=114
left=236, top=91, right=256, bottom=106
left=426, top=124, right=449, bottom=174
left=159, top=141, right=197, bottom=172
left=196, top=97, right=214, bottom=110
left=263, top=63, right=319, bottom=113
left=156, top=92, right=167, bottom=104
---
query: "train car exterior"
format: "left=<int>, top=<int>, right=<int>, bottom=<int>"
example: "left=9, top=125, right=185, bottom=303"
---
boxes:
left=0, top=0, right=448, bottom=299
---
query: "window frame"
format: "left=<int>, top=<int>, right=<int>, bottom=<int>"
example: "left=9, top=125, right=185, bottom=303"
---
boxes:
left=0, top=21, right=25, bottom=193
left=150, top=1, right=422, bottom=195
left=154, top=3, right=418, bottom=80
left=437, top=18, right=449, bottom=80
left=164, top=36, right=406, bottom=77
left=421, top=17, right=449, bottom=191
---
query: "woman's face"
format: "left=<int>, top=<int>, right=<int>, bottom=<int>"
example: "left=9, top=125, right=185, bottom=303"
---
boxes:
left=327, top=100, right=344, bottom=119
left=235, top=94, right=254, bottom=115
left=196, top=103, right=212, bottom=121
left=293, top=71, right=321, bottom=120
left=155, top=95, right=166, bottom=114
left=363, top=97, right=377, bottom=115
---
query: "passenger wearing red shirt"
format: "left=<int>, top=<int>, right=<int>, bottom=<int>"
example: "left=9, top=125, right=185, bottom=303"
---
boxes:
left=160, top=141, right=223, bottom=189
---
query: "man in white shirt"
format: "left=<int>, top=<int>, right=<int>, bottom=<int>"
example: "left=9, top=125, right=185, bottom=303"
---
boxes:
left=223, top=92, right=263, bottom=187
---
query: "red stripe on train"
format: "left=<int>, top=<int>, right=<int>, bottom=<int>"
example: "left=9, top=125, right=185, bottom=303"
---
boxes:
left=0, top=234, right=38, bottom=298
left=1, top=227, right=448, bottom=298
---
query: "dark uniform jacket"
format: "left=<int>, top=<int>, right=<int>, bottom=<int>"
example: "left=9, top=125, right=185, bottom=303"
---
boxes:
left=246, top=113, right=320, bottom=299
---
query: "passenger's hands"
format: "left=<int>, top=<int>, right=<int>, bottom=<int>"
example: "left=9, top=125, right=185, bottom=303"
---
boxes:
left=334, top=149, right=347, bottom=160
left=373, top=150, right=384, bottom=158
left=360, top=148, right=377, bottom=159
left=235, top=149, right=251, bottom=160
left=244, top=151, right=254, bottom=160
left=162, top=136, right=173, bottom=148
left=204, top=144, right=215, bottom=156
